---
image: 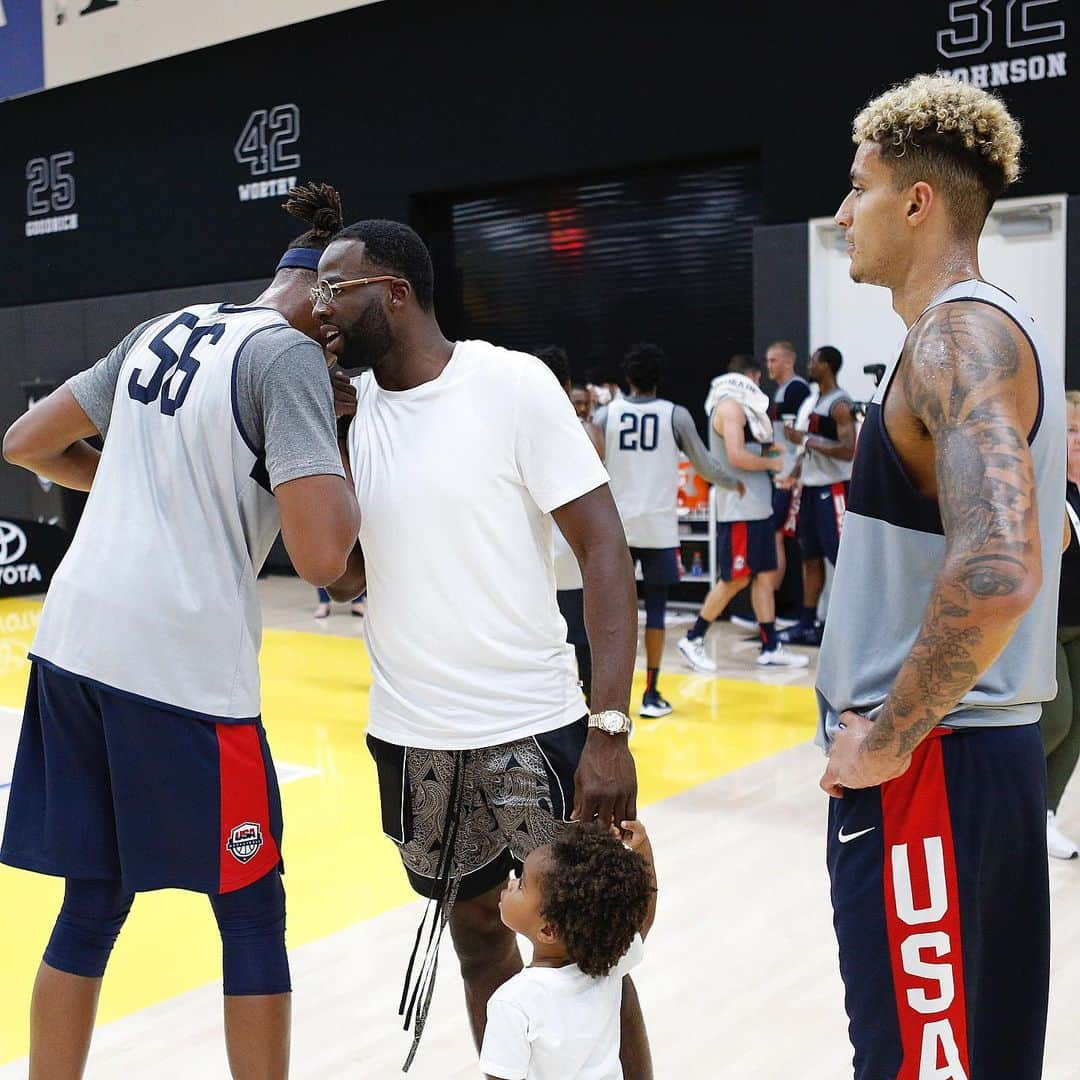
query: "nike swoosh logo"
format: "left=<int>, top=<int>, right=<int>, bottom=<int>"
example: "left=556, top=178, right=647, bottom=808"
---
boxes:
left=838, top=826, right=876, bottom=844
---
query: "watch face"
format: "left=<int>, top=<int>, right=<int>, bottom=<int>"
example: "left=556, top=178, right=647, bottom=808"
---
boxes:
left=602, top=713, right=626, bottom=733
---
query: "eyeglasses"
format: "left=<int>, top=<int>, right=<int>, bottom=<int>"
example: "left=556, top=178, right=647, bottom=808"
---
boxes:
left=310, top=276, right=401, bottom=306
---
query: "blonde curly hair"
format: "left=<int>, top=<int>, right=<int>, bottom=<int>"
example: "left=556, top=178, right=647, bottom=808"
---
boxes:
left=853, top=74, right=1022, bottom=232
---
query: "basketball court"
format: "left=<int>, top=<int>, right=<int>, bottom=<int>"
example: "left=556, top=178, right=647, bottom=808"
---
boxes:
left=1, top=581, right=1078, bottom=1077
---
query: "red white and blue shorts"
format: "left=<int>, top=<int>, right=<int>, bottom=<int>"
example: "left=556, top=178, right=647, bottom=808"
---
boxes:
left=715, top=518, right=777, bottom=582
left=827, top=724, right=1048, bottom=1079
left=1, top=660, right=283, bottom=895
left=798, top=481, right=848, bottom=564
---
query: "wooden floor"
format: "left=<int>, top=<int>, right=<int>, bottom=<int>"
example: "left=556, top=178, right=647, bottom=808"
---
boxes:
left=1, top=578, right=1079, bottom=1078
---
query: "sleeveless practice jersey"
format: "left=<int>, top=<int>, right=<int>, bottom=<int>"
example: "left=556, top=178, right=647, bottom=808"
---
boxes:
left=604, top=397, right=680, bottom=548
left=710, top=413, right=773, bottom=523
left=817, top=280, right=1064, bottom=743
left=770, top=375, right=812, bottom=476
left=800, top=387, right=854, bottom=487
left=31, top=305, right=291, bottom=721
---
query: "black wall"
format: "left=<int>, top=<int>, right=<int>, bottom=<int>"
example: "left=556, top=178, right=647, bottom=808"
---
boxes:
left=4, top=0, right=1076, bottom=308
left=0, top=1, right=1076, bottom=520
left=752, top=224, right=809, bottom=367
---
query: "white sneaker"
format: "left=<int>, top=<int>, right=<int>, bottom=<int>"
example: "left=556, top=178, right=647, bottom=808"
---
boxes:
left=756, top=645, right=809, bottom=669
left=639, top=691, right=673, bottom=718
left=1047, top=810, right=1079, bottom=860
left=729, top=614, right=757, bottom=632
left=678, top=635, right=717, bottom=673
left=775, top=616, right=799, bottom=630
left=313, top=602, right=331, bottom=619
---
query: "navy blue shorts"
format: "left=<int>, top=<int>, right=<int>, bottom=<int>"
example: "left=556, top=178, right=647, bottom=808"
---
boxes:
left=798, top=481, right=848, bottom=563
left=629, top=546, right=680, bottom=586
left=715, top=519, right=777, bottom=582
left=828, top=725, right=1048, bottom=1080
left=771, top=487, right=793, bottom=531
left=0, top=662, right=284, bottom=895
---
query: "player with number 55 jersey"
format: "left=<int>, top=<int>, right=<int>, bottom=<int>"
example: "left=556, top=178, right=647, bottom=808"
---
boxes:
left=0, top=183, right=359, bottom=1079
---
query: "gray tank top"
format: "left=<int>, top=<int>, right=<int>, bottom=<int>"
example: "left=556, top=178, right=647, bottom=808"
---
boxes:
left=800, top=387, right=855, bottom=488
left=709, top=412, right=773, bottom=522
left=816, top=280, right=1064, bottom=744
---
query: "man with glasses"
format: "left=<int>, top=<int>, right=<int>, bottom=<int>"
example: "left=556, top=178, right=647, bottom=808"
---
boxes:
left=317, top=220, right=651, bottom=1076
left=0, top=184, right=359, bottom=1080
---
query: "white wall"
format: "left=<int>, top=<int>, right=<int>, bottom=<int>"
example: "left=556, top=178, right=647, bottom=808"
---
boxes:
left=42, top=1, right=386, bottom=90
left=808, top=193, right=1068, bottom=404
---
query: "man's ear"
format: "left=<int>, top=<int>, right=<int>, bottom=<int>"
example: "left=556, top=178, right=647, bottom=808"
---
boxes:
left=388, top=278, right=411, bottom=308
left=906, top=180, right=935, bottom=227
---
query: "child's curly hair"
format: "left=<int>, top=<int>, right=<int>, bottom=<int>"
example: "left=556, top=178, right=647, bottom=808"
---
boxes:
left=853, top=74, right=1022, bottom=234
left=539, top=823, right=653, bottom=977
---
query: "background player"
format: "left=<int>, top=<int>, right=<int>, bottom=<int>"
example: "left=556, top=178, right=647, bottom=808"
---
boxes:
left=765, top=341, right=812, bottom=594
left=537, top=345, right=605, bottom=704
left=779, top=346, right=855, bottom=645
left=0, top=184, right=361, bottom=1080
left=818, top=76, right=1061, bottom=1079
left=678, top=354, right=808, bottom=671
left=598, top=343, right=743, bottom=716
left=571, top=384, right=594, bottom=421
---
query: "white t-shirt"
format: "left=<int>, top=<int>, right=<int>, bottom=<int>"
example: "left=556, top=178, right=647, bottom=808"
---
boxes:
left=347, top=340, right=610, bottom=750
left=552, top=524, right=583, bottom=591
left=479, top=935, right=644, bottom=1080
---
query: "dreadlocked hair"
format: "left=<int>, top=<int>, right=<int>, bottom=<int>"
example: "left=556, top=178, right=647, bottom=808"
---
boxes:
left=540, top=823, right=653, bottom=977
left=283, top=182, right=344, bottom=251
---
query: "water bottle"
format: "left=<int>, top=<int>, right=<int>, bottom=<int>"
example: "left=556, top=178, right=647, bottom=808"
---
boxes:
left=691, top=551, right=703, bottom=577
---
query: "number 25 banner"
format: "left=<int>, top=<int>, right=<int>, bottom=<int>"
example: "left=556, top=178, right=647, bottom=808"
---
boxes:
left=0, top=0, right=384, bottom=104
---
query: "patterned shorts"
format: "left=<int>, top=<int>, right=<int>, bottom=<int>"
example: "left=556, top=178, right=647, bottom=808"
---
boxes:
left=366, top=717, right=588, bottom=901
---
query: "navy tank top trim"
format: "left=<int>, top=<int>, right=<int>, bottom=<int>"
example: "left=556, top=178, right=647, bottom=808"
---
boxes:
left=848, top=402, right=944, bottom=535
left=848, top=294, right=1044, bottom=536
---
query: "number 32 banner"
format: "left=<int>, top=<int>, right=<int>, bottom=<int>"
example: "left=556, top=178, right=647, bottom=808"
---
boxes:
left=0, top=0, right=383, bottom=104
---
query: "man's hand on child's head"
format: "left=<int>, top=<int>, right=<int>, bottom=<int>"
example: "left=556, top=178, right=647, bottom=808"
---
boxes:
left=619, top=820, right=648, bottom=851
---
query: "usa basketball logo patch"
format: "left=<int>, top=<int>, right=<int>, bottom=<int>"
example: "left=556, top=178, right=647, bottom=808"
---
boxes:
left=226, top=822, right=264, bottom=864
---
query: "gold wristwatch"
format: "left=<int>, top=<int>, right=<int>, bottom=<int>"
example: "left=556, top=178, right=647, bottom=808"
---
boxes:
left=587, top=710, right=632, bottom=735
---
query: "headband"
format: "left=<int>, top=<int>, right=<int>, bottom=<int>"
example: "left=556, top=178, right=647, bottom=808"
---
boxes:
left=276, top=247, right=321, bottom=272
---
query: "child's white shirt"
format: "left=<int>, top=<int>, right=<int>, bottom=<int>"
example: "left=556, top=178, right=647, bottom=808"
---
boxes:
left=478, top=934, right=644, bottom=1080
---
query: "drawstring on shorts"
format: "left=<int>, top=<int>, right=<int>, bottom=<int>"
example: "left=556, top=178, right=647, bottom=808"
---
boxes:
left=399, top=748, right=469, bottom=1072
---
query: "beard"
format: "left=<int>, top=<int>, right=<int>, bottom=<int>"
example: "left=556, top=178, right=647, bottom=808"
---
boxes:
left=335, top=300, right=394, bottom=373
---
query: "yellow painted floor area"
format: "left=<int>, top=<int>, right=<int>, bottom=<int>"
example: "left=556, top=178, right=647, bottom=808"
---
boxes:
left=0, top=597, right=815, bottom=1064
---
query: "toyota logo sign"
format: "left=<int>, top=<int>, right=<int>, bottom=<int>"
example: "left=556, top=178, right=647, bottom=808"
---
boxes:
left=0, top=521, right=28, bottom=567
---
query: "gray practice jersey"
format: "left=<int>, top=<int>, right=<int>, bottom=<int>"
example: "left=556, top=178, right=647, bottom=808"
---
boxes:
left=709, top=410, right=774, bottom=523
left=598, top=396, right=738, bottom=548
left=771, top=375, right=812, bottom=476
left=31, top=303, right=343, bottom=720
left=816, top=280, right=1064, bottom=745
left=800, top=387, right=855, bottom=488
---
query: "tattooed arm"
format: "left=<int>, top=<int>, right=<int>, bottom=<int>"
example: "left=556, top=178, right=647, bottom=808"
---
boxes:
left=822, top=302, right=1042, bottom=794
